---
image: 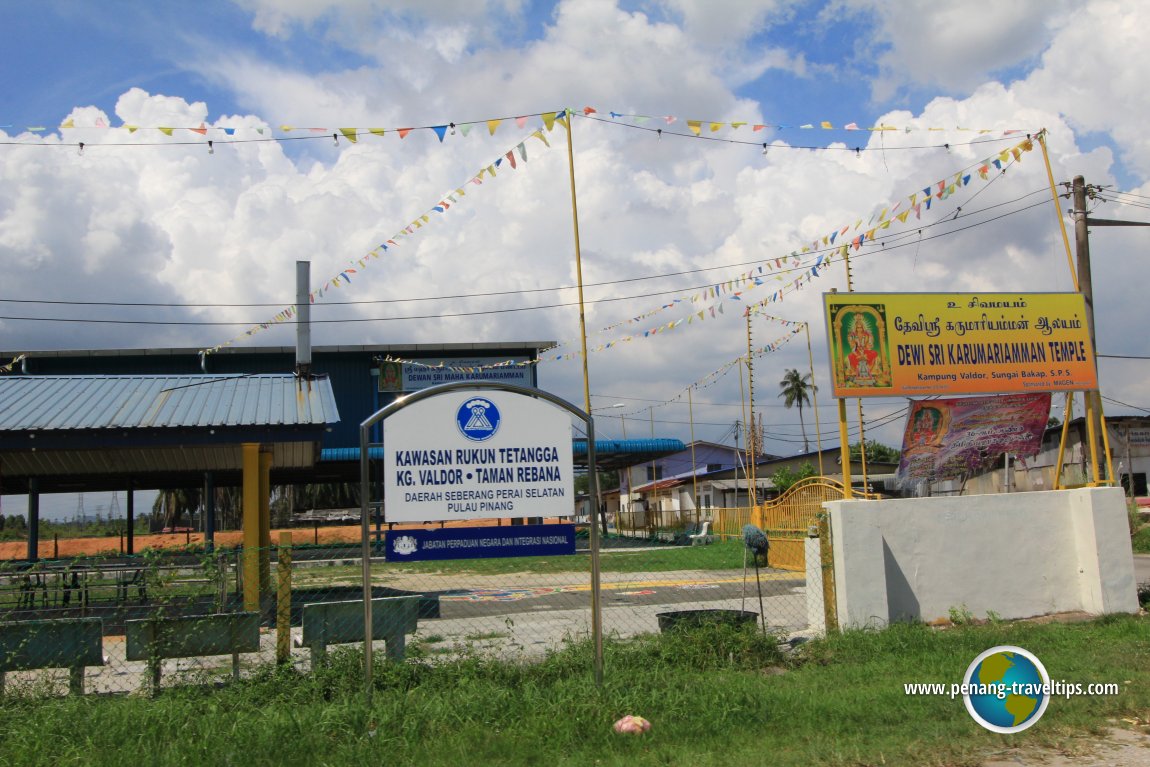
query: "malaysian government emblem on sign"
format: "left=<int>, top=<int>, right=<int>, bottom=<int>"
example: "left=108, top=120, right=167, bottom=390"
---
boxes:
left=391, top=535, right=418, bottom=556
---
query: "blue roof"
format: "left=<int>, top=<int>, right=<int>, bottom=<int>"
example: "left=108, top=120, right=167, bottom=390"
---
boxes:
left=0, top=374, right=340, bottom=430
left=320, top=438, right=686, bottom=465
left=573, top=438, right=686, bottom=457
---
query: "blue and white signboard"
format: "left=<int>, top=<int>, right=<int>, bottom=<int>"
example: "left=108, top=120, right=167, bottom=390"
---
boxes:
left=385, top=524, right=576, bottom=562
left=384, top=390, right=574, bottom=522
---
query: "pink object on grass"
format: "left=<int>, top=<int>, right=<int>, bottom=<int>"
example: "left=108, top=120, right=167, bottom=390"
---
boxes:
left=613, top=715, right=651, bottom=734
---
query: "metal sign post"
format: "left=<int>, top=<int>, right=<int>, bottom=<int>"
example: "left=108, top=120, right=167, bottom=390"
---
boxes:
left=358, top=381, right=602, bottom=699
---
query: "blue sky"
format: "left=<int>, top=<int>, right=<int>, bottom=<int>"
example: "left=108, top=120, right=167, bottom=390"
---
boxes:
left=1, top=0, right=1148, bottom=514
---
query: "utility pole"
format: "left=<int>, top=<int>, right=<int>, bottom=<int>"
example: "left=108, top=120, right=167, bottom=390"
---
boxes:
left=1070, top=175, right=1150, bottom=485
left=1072, top=176, right=1103, bottom=484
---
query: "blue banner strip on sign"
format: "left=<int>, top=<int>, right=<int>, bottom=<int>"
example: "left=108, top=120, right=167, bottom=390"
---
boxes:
left=384, top=524, right=576, bottom=562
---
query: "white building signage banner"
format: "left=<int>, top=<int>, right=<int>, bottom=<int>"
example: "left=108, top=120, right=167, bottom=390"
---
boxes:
left=378, top=358, right=533, bottom=392
left=383, top=390, right=574, bottom=522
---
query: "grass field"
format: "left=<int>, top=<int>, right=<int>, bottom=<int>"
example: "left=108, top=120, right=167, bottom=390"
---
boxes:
left=294, top=539, right=749, bottom=582
left=2, top=614, right=1147, bottom=766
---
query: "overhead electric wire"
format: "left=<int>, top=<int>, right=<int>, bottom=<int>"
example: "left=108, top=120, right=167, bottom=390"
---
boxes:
left=1102, top=395, right=1150, bottom=415
left=0, top=188, right=1050, bottom=311
left=0, top=188, right=1052, bottom=327
left=575, top=112, right=1029, bottom=153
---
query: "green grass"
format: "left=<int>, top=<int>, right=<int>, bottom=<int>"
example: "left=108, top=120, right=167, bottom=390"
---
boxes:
left=1131, top=524, right=1150, bottom=554
left=2, top=616, right=1148, bottom=766
left=294, top=540, right=747, bottom=583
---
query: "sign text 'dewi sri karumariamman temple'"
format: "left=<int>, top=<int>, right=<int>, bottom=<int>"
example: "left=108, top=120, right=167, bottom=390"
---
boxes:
left=823, top=292, right=1098, bottom=397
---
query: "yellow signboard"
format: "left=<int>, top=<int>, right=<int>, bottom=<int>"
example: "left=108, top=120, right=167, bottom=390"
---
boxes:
left=824, top=292, right=1097, bottom=397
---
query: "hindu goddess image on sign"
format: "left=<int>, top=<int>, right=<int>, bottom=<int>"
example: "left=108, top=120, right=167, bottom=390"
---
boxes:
left=907, top=404, right=947, bottom=448
left=379, top=361, right=404, bottom=393
left=830, top=304, right=892, bottom=390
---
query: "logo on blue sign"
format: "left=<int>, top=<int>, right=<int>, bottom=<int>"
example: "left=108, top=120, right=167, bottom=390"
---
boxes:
left=457, top=397, right=500, bottom=441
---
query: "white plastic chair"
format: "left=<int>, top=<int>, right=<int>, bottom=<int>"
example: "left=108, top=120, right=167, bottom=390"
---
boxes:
left=688, top=520, right=713, bottom=545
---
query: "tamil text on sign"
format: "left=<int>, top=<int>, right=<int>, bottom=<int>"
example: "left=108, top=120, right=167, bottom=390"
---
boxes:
left=823, top=293, right=1097, bottom=397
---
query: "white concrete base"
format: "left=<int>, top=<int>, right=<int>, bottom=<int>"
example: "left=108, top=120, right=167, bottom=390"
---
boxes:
left=825, top=487, right=1139, bottom=627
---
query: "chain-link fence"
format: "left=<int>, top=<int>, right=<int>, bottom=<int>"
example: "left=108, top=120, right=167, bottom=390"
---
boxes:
left=0, top=517, right=819, bottom=697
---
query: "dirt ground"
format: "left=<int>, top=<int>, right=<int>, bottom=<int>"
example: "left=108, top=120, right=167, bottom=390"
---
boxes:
left=981, top=726, right=1150, bottom=766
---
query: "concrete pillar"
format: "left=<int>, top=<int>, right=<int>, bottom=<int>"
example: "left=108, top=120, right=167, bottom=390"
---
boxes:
left=242, top=443, right=261, bottom=611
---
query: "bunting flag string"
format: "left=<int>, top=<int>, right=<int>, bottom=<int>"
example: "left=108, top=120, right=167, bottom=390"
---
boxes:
left=541, top=133, right=1039, bottom=357
left=580, top=107, right=1032, bottom=137
left=4, top=106, right=1030, bottom=145
left=378, top=319, right=804, bottom=384
left=744, top=308, right=806, bottom=328
left=373, top=131, right=1038, bottom=375
left=4, top=110, right=571, bottom=147
left=199, top=127, right=559, bottom=356
left=204, top=122, right=1036, bottom=362
left=379, top=354, right=537, bottom=375
left=611, top=327, right=806, bottom=419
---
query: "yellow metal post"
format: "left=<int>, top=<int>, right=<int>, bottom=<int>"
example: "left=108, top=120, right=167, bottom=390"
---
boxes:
left=1084, top=391, right=1101, bottom=485
left=838, top=400, right=853, bottom=499
left=259, top=450, right=273, bottom=592
left=276, top=532, right=292, bottom=664
left=1054, top=394, right=1074, bottom=489
left=242, top=443, right=261, bottom=611
left=804, top=322, right=825, bottom=476
left=745, top=314, right=758, bottom=517
left=1097, top=394, right=1116, bottom=485
left=1037, top=130, right=1080, bottom=292
left=688, top=386, right=700, bottom=528
left=818, top=512, right=839, bottom=632
left=738, top=358, right=755, bottom=523
left=562, top=108, right=603, bottom=687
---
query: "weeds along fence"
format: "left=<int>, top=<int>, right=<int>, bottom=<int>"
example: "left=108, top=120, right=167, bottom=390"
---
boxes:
left=0, top=525, right=815, bottom=697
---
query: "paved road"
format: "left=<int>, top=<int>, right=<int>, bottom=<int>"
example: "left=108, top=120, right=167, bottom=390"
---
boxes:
left=1134, top=554, right=1150, bottom=585
left=433, top=569, right=805, bottom=619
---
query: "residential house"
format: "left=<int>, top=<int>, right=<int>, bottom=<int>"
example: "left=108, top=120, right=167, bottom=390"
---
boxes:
left=960, top=415, right=1150, bottom=496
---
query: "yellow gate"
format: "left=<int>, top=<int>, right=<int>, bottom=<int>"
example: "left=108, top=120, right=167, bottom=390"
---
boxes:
left=750, top=477, right=873, bottom=572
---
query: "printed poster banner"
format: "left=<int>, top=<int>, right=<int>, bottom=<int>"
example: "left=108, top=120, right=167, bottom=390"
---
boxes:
left=896, top=393, right=1052, bottom=484
left=824, top=292, right=1097, bottom=398
left=383, top=390, right=574, bottom=522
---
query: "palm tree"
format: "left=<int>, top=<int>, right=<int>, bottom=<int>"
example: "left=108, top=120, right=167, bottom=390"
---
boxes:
left=152, top=487, right=201, bottom=531
left=778, top=368, right=817, bottom=453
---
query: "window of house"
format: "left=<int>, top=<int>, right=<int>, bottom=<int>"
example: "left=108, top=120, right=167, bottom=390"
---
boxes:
left=646, top=465, right=663, bottom=482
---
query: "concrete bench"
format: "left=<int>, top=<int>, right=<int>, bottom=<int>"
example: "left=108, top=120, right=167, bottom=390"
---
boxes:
left=125, top=611, right=260, bottom=693
left=297, top=595, right=420, bottom=667
left=0, top=617, right=104, bottom=695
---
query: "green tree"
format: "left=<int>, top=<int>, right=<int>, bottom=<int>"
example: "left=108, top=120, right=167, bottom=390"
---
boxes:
left=575, top=470, right=619, bottom=494
left=778, top=369, right=817, bottom=453
left=850, top=439, right=900, bottom=463
left=152, top=488, right=201, bottom=531
left=770, top=462, right=817, bottom=495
